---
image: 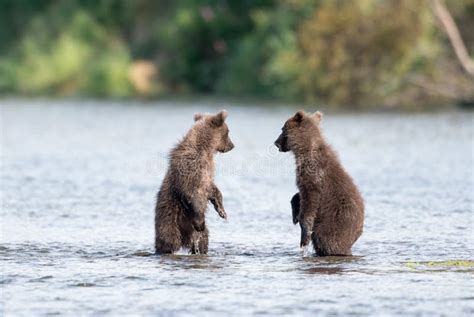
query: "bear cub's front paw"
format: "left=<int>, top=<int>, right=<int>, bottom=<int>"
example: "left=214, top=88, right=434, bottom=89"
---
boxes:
left=300, top=229, right=311, bottom=248
left=290, top=193, right=300, bottom=225
left=216, top=208, right=227, bottom=220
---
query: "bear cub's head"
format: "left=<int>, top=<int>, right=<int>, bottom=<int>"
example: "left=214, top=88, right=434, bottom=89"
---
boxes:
left=274, top=110, right=323, bottom=153
left=194, top=110, right=235, bottom=153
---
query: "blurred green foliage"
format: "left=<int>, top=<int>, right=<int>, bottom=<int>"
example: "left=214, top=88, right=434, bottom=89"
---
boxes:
left=297, top=0, right=440, bottom=108
left=0, top=0, right=472, bottom=108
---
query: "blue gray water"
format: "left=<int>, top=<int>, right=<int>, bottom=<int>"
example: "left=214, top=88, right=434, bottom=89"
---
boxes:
left=1, top=100, right=473, bottom=316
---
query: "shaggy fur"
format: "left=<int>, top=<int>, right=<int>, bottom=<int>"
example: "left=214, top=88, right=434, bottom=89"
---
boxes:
left=154, top=110, right=234, bottom=254
left=274, top=110, right=364, bottom=256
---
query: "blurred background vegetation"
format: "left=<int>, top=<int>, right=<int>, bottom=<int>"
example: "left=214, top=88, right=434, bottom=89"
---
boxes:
left=0, top=0, right=473, bottom=109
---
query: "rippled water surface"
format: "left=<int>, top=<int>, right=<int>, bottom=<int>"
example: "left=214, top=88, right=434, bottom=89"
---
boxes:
left=1, top=100, right=473, bottom=316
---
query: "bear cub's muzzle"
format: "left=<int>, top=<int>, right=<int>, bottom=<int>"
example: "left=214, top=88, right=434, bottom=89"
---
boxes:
left=274, top=133, right=289, bottom=152
left=220, top=139, right=235, bottom=153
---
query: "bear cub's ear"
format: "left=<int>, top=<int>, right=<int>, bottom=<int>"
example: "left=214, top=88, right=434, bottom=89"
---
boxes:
left=293, top=110, right=305, bottom=123
left=313, top=111, right=323, bottom=123
left=194, top=113, right=204, bottom=122
left=211, top=110, right=228, bottom=127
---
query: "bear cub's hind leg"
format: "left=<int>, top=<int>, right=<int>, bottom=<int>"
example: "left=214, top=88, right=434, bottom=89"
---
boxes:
left=178, top=192, right=207, bottom=232
left=155, top=230, right=181, bottom=255
left=191, top=228, right=209, bottom=254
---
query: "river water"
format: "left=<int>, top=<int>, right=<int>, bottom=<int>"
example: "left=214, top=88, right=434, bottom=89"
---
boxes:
left=1, top=100, right=473, bottom=316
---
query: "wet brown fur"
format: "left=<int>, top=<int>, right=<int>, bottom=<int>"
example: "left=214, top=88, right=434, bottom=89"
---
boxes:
left=154, top=111, right=234, bottom=254
left=275, top=111, right=364, bottom=256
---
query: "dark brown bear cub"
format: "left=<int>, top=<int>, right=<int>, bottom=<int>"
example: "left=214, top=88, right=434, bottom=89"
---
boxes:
left=155, top=111, right=234, bottom=254
left=274, top=111, right=364, bottom=256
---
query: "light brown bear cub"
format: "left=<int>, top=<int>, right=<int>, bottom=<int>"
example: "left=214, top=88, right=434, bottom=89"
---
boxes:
left=274, top=111, right=364, bottom=256
left=155, top=111, right=234, bottom=254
